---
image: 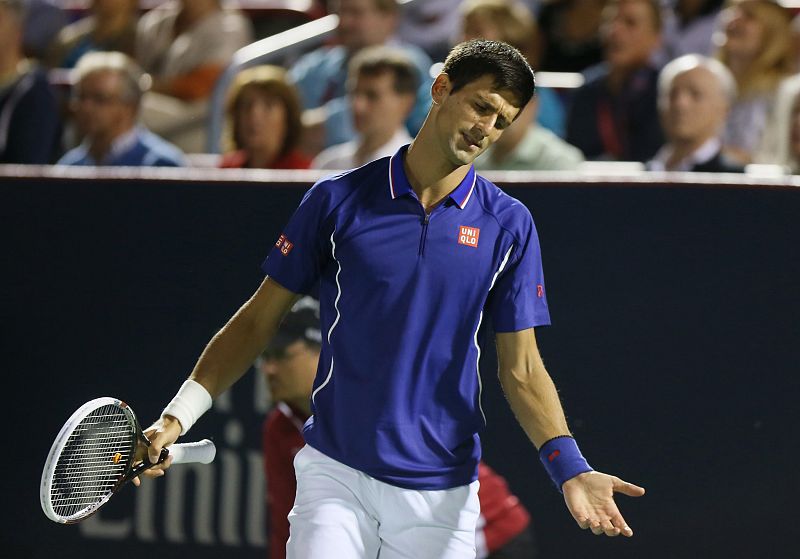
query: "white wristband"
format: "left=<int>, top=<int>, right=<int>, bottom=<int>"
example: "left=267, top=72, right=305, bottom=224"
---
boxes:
left=161, top=379, right=212, bottom=436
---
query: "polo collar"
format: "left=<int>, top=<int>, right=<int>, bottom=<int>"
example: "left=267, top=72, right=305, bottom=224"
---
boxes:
left=388, top=144, right=478, bottom=209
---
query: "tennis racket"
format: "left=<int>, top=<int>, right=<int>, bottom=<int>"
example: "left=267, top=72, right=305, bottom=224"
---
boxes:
left=40, top=397, right=216, bottom=524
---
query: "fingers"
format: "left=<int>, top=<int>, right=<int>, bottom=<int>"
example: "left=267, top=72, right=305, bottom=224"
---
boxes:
left=576, top=515, right=631, bottom=537
left=613, top=477, right=646, bottom=497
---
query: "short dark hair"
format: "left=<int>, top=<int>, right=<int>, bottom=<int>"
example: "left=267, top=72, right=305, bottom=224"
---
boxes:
left=348, top=46, right=419, bottom=96
left=441, top=39, right=535, bottom=108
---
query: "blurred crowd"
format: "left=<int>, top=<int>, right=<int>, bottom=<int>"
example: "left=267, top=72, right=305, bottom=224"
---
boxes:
left=1, top=0, right=799, bottom=173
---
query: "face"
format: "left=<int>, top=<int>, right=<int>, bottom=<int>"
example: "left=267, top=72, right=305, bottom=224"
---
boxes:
left=91, top=0, right=137, bottom=19
left=432, top=74, right=521, bottom=167
left=258, top=340, right=319, bottom=409
left=790, top=95, right=800, bottom=160
left=336, top=0, right=396, bottom=50
left=235, top=85, right=288, bottom=157
left=350, top=71, right=414, bottom=139
left=662, top=67, right=728, bottom=144
left=721, top=2, right=766, bottom=60
left=0, top=5, right=21, bottom=53
left=72, top=70, right=135, bottom=141
left=602, top=0, right=661, bottom=70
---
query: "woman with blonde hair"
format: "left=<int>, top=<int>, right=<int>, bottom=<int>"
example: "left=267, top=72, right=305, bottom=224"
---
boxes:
left=220, top=65, right=311, bottom=169
left=715, top=0, right=795, bottom=163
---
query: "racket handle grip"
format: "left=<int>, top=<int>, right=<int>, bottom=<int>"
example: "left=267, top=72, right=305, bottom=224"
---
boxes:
left=167, top=439, right=216, bottom=465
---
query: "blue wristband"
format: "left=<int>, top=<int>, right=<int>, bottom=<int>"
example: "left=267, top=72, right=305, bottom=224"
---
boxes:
left=539, top=435, right=593, bottom=492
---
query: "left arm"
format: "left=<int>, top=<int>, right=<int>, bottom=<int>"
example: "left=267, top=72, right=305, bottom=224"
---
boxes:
left=496, top=328, right=645, bottom=538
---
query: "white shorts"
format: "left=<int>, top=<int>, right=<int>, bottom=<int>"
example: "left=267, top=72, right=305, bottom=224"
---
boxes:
left=286, top=445, right=481, bottom=559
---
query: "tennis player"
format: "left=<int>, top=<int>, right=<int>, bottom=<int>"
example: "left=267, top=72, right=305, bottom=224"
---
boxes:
left=141, top=39, right=645, bottom=558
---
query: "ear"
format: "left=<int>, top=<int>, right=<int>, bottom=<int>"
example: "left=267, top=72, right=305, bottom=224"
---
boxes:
left=430, top=73, right=452, bottom=106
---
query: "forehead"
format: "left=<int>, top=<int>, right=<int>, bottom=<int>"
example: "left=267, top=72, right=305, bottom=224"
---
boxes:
left=453, top=74, right=522, bottom=120
left=355, top=70, right=396, bottom=89
left=80, top=69, right=123, bottom=90
left=672, top=66, right=720, bottom=93
left=607, top=0, right=657, bottom=24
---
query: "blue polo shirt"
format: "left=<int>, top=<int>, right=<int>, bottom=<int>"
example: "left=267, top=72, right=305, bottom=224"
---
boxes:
left=262, top=145, right=550, bottom=490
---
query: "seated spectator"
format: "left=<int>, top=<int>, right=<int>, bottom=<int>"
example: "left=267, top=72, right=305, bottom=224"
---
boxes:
left=459, top=0, right=566, bottom=138
left=475, top=94, right=584, bottom=171
left=290, top=0, right=433, bottom=151
left=0, top=0, right=61, bottom=164
left=566, top=0, right=665, bottom=162
left=312, top=46, right=416, bottom=170
left=715, top=0, right=795, bottom=165
left=47, top=0, right=138, bottom=69
left=658, top=0, right=725, bottom=62
left=220, top=65, right=310, bottom=169
left=136, top=0, right=253, bottom=152
left=755, top=73, right=800, bottom=173
left=58, top=51, right=186, bottom=166
left=537, top=0, right=607, bottom=73
left=647, top=54, right=743, bottom=172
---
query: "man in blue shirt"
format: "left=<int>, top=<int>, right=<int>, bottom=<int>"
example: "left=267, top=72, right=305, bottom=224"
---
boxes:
left=142, top=40, right=645, bottom=558
left=57, top=51, right=185, bottom=167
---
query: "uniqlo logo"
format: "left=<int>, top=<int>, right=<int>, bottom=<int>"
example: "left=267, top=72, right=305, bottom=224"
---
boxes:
left=458, top=226, right=480, bottom=248
left=275, top=234, right=294, bottom=256
left=537, top=284, right=544, bottom=298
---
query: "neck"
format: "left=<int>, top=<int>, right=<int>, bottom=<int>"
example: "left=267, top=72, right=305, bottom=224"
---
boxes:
left=289, top=398, right=311, bottom=417
left=95, top=11, right=133, bottom=38
left=87, top=123, right=134, bottom=162
left=356, top=128, right=396, bottom=164
left=607, top=66, right=633, bottom=94
left=404, top=131, right=470, bottom=212
left=247, top=146, right=281, bottom=168
left=180, top=1, right=218, bottom=25
left=666, top=136, right=713, bottom=168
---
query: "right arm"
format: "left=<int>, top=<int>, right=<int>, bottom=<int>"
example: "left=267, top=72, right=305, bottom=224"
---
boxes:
left=142, top=277, right=298, bottom=468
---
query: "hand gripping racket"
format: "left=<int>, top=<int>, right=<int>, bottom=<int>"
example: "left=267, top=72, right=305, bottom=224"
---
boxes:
left=40, top=397, right=216, bottom=524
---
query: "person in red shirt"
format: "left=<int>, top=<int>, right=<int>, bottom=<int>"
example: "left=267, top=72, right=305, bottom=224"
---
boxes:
left=221, top=65, right=311, bottom=170
left=259, top=297, right=537, bottom=559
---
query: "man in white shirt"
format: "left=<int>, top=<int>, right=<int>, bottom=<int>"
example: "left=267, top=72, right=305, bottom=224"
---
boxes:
left=312, top=46, right=417, bottom=170
left=648, top=54, right=743, bottom=173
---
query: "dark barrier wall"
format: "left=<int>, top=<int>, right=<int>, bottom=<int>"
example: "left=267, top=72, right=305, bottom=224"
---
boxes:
left=2, top=172, right=798, bottom=559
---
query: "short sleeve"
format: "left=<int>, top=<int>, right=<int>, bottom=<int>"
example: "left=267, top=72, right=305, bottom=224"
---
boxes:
left=488, top=211, right=551, bottom=332
left=262, top=181, right=332, bottom=294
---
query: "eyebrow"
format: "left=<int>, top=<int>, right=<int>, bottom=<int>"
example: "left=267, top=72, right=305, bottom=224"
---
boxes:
left=475, top=94, right=516, bottom=126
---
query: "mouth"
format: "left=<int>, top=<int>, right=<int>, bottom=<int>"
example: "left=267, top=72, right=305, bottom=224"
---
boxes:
left=461, top=132, right=482, bottom=150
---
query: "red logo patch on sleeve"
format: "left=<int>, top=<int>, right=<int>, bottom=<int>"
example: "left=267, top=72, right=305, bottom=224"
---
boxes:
left=458, top=226, right=480, bottom=248
left=537, top=284, right=544, bottom=298
left=275, top=234, right=294, bottom=256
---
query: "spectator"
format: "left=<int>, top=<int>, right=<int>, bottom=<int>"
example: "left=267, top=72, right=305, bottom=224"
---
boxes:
left=259, top=297, right=538, bottom=559
left=289, top=0, right=433, bottom=151
left=459, top=0, right=566, bottom=138
left=475, top=94, right=584, bottom=171
left=755, top=73, right=800, bottom=173
left=537, top=0, right=607, bottom=73
left=0, top=0, right=61, bottom=164
left=220, top=65, right=310, bottom=169
left=47, top=0, right=139, bottom=69
left=312, top=47, right=416, bottom=170
left=396, top=0, right=463, bottom=61
left=566, top=0, right=665, bottom=162
left=136, top=0, right=253, bottom=152
left=715, top=0, right=795, bottom=165
left=647, top=54, right=743, bottom=172
left=658, top=0, right=725, bottom=62
left=57, top=51, right=186, bottom=166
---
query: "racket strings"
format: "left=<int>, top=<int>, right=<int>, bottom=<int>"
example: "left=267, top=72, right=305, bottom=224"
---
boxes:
left=50, top=404, right=136, bottom=518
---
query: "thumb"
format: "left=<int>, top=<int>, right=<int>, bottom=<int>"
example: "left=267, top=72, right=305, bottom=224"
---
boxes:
left=148, top=435, right=164, bottom=464
left=613, top=477, right=646, bottom=497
